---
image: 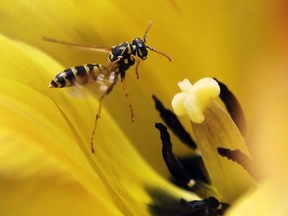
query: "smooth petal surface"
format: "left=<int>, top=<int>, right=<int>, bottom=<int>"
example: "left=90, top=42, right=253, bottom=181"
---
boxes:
left=226, top=182, right=288, bottom=216
left=0, top=34, right=121, bottom=215
left=230, top=35, right=288, bottom=215
left=0, top=138, right=121, bottom=216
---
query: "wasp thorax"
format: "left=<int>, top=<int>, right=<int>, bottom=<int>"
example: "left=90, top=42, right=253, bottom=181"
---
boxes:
left=132, top=38, right=148, bottom=60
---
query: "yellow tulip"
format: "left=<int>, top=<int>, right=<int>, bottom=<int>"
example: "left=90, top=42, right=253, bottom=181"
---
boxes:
left=0, top=32, right=196, bottom=215
left=0, top=0, right=287, bottom=215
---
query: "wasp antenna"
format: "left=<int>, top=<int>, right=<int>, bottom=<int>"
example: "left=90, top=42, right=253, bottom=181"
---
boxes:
left=146, top=45, right=172, bottom=61
left=143, top=20, right=153, bottom=43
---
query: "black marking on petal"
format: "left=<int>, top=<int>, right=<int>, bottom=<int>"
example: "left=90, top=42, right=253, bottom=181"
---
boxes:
left=153, top=95, right=197, bottom=149
left=180, top=197, right=230, bottom=216
left=213, top=78, right=247, bottom=136
left=217, top=148, right=260, bottom=180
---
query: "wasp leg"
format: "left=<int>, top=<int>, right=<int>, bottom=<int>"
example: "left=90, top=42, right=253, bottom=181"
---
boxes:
left=129, top=54, right=141, bottom=79
left=135, top=58, right=141, bottom=79
left=90, top=80, right=118, bottom=153
left=121, top=77, right=135, bottom=122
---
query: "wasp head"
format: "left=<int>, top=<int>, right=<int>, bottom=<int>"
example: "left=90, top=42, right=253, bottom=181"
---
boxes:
left=132, top=37, right=148, bottom=60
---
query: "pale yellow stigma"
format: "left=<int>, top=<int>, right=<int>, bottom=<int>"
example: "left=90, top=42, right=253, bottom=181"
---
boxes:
left=172, top=78, right=220, bottom=123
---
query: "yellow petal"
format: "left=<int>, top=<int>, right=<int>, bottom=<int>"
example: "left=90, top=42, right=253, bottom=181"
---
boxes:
left=0, top=34, right=122, bottom=215
left=227, top=181, right=288, bottom=216
left=228, top=38, right=288, bottom=214
left=0, top=136, right=122, bottom=216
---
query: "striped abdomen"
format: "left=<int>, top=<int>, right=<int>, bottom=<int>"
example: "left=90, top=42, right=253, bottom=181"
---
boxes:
left=48, top=64, right=117, bottom=88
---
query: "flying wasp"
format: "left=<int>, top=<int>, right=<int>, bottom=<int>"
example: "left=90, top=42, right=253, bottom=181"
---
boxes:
left=45, top=21, right=171, bottom=153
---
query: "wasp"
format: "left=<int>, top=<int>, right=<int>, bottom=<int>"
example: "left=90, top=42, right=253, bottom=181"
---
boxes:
left=45, top=21, right=171, bottom=153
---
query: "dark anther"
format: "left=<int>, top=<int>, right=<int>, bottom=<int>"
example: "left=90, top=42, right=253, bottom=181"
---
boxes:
left=155, top=123, right=194, bottom=186
left=173, top=156, right=211, bottom=185
left=155, top=123, right=216, bottom=198
left=180, top=197, right=230, bottom=216
left=152, top=95, right=197, bottom=149
left=218, top=148, right=260, bottom=180
left=213, top=78, right=247, bottom=136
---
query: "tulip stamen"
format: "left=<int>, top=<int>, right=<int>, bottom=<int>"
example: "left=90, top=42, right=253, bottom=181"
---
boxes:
left=180, top=196, right=230, bottom=215
left=214, top=78, right=247, bottom=135
left=155, top=123, right=195, bottom=187
left=153, top=95, right=197, bottom=149
left=155, top=122, right=217, bottom=198
left=172, top=78, right=220, bottom=124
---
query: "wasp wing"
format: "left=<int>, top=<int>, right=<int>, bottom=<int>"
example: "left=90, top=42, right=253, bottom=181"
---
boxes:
left=43, top=37, right=112, bottom=53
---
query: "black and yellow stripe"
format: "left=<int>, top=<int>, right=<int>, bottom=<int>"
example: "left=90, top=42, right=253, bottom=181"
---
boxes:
left=109, top=42, right=134, bottom=61
left=108, top=42, right=136, bottom=76
left=49, top=64, right=113, bottom=88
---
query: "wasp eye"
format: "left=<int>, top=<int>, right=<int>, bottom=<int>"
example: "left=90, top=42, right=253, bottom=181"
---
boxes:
left=138, top=40, right=143, bottom=48
left=132, top=38, right=148, bottom=60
